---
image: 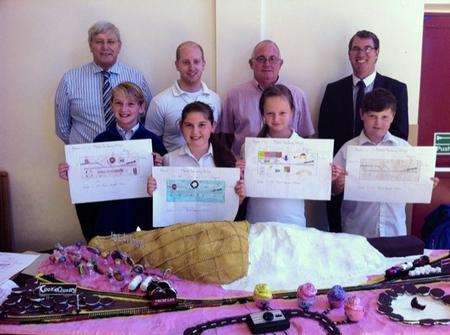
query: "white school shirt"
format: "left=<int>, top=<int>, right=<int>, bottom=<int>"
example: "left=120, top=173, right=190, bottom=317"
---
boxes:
left=333, top=131, right=410, bottom=238
left=245, top=131, right=306, bottom=226
left=162, top=144, right=215, bottom=167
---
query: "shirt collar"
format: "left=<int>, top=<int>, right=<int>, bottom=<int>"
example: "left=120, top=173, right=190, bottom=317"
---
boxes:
left=352, top=71, right=376, bottom=87
left=116, top=123, right=139, bottom=139
left=180, top=143, right=214, bottom=159
left=172, top=80, right=210, bottom=97
left=357, top=130, right=395, bottom=145
left=91, top=61, right=121, bottom=75
left=253, top=77, right=281, bottom=91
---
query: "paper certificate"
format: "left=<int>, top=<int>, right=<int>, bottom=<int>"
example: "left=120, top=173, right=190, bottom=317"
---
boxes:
left=344, top=146, right=437, bottom=203
left=244, top=137, right=334, bottom=200
left=152, top=167, right=240, bottom=227
left=65, top=139, right=153, bottom=203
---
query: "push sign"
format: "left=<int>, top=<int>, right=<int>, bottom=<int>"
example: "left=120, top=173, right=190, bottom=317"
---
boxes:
left=434, top=133, right=450, bottom=155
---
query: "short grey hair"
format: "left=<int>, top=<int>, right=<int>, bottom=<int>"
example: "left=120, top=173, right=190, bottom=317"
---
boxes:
left=251, top=40, right=281, bottom=58
left=88, top=21, right=121, bottom=43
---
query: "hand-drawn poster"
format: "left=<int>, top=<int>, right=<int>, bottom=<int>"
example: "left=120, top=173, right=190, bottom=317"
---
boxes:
left=65, top=140, right=153, bottom=203
left=244, top=138, right=334, bottom=200
left=152, top=167, right=240, bottom=227
left=344, top=146, right=437, bottom=203
left=0, top=253, right=39, bottom=285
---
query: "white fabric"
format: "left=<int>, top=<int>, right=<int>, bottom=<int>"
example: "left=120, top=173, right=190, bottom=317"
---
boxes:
left=224, top=222, right=420, bottom=291
left=116, top=123, right=139, bottom=140
left=334, top=131, right=410, bottom=237
left=246, top=131, right=306, bottom=226
left=145, top=81, right=221, bottom=152
left=162, top=143, right=215, bottom=167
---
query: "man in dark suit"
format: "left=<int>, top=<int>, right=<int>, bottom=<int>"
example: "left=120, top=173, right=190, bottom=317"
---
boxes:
left=318, top=30, right=409, bottom=232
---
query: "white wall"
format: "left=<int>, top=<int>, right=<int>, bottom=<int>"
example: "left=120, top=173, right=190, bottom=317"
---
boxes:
left=0, top=0, right=426, bottom=251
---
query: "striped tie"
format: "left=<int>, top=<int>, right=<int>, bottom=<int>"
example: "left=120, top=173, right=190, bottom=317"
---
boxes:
left=102, top=71, right=114, bottom=128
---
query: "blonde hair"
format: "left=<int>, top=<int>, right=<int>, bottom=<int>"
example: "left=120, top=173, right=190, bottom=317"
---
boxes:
left=112, top=82, right=145, bottom=106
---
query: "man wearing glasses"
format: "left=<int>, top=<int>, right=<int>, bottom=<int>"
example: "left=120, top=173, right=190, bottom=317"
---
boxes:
left=217, top=40, right=314, bottom=156
left=318, top=30, right=408, bottom=232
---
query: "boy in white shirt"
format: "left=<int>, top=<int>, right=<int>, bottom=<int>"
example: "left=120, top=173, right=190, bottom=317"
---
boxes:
left=332, top=88, right=437, bottom=237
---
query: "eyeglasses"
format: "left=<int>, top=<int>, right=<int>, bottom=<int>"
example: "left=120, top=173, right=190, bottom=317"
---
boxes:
left=254, top=55, right=281, bottom=64
left=349, top=46, right=376, bottom=54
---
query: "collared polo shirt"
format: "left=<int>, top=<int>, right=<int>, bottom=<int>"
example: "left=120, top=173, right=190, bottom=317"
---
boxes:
left=145, top=81, right=221, bottom=152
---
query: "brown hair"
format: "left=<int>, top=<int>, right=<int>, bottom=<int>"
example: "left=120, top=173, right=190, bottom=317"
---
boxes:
left=361, top=88, right=396, bottom=114
left=348, top=30, right=379, bottom=50
left=258, top=84, right=295, bottom=137
left=180, top=102, right=236, bottom=167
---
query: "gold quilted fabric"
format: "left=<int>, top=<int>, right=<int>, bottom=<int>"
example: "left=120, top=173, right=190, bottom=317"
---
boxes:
left=89, top=220, right=250, bottom=284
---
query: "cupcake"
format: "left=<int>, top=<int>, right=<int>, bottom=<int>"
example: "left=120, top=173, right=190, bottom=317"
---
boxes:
left=344, top=295, right=365, bottom=322
left=253, top=283, right=272, bottom=309
left=297, top=283, right=317, bottom=309
left=327, top=285, right=346, bottom=309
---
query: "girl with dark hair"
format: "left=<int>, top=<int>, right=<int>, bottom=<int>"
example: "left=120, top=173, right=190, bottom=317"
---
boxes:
left=238, top=84, right=306, bottom=226
left=147, top=101, right=245, bottom=203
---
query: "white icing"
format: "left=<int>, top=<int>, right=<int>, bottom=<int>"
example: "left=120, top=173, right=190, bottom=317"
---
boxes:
left=224, top=222, right=413, bottom=291
left=391, top=295, right=450, bottom=321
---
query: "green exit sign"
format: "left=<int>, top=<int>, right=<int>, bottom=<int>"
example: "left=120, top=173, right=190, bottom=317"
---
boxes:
left=434, top=133, right=450, bottom=155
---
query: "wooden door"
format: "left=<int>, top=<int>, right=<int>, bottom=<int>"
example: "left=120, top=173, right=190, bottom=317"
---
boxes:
left=411, top=13, right=450, bottom=237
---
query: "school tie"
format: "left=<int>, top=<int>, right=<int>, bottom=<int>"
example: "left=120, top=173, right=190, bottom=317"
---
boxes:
left=354, top=80, right=366, bottom=136
left=102, top=70, right=114, bottom=128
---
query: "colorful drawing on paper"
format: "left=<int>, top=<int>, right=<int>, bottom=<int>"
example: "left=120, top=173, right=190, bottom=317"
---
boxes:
left=80, top=151, right=139, bottom=179
left=256, top=150, right=318, bottom=178
left=166, top=179, right=225, bottom=203
left=358, top=158, right=421, bottom=182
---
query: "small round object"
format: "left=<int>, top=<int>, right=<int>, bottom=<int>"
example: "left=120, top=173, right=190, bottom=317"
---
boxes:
left=404, top=284, right=418, bottom=295
left=388, top=313, right=404, bottom=322
left=430, top=288, right=445, bottom=299
left=441, top=295, right=450, bottom=305
left=99, top=297, right=114, bottom=306
left=417, top=286, right=430, bottom=296
left=377, top=305, right=393, bottom=315
left=113, top=270, right=124, bottom=281
left=29, top=296, right=45, bottom=303
left=53, top=296, right=68, bottom=305
left=85, top=295, right=100, bottom=307
left=11, top=287, right=27, bottom=295
left=8, top=307, right=27, bottom=315
left=385, top=289, right=397, bottom=298
left=419, top=319, right=435, bottom=326
left=377, top=293, right=392, bottom=306
left=40, top=299, right=53, bottom=309
left=392, top=286, right=405, bottom=295
left=132, top=264, right=144, bottom=274
left=262, top=311, right=274, bottom=321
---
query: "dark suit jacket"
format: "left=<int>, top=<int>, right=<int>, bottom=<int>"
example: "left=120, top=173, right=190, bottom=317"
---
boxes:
left=318, top=73, right=408, bottom=154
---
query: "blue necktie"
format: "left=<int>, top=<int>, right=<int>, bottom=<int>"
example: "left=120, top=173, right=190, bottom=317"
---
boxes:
left=354, top=80, right=366, bottom=136
left=102, top=71, right=114, bottom=128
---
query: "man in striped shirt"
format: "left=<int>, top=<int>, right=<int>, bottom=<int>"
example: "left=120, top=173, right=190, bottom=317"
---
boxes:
left=54, top=21, right=152, bottom=240
left=55, top=21, right=152, bottom=144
